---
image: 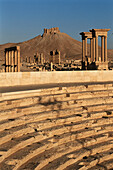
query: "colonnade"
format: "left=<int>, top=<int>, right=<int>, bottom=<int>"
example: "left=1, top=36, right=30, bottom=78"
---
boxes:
left=5, top=46, right=20, bottom=72
left=80, top=29, right=110, bottom=64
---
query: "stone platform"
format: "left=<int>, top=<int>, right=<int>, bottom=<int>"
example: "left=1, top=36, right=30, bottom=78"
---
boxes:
left=1, top=71, right=113, bottom=88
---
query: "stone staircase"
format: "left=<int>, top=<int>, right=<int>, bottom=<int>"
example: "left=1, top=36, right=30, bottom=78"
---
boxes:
left=0, top=83, right=113, bottom=170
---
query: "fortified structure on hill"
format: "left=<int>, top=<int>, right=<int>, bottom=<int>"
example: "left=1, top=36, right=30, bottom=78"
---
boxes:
left=43, top=27, right=60, bottom=36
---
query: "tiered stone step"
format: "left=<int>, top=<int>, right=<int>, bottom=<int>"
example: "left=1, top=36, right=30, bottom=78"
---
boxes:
left=0, top=83, right=113, bottom=169
left=1, top=83, right=113, bottom=109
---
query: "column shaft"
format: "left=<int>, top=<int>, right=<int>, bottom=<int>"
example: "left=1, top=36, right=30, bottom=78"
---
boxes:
left=5, top=51, right=9, bottom=72
left=59, top=53, right=60, bottom=65
left=85, top=37, right=87, bottom=59
left=15, top=51, right=18, bottom=72
left=101, top=36, right=104, bottom=62
left=34, top=58, right=35, bottom=64
left=90, top=39, right=93, bottom=62
left=41, top=53, right=43, bottom=64
left=17, top=50, right=20, bottom=72
left=8, top=51, right=11, bottom=72
left=105, top=36, right=107, bottom=62
left=82, top=39, right=85, bottom=62
left=29, top=57, right=31, bottom=63
left=11, top=51, right=14, bottom=72
left=93, top=37, right=95, bottom=62
left=95, top=36, right=98, bottom=61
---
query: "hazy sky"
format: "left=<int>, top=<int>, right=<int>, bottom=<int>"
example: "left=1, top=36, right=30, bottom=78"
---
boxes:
left=0, top=0, right=113, bottom=48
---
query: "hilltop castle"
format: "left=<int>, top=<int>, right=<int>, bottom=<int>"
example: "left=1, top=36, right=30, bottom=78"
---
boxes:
left=43, top=27, right=60, bottom=36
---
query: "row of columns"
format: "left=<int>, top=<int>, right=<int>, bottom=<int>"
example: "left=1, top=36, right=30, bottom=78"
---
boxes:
left=5, top=46, right=20, bottom=72
left=25, top=53, right=45, bottom=65
left=81, top=29, right=110, bottom=64
left=82, top=35, right=107, bottom=62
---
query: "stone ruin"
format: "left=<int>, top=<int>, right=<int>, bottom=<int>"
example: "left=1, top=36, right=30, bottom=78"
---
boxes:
left=43, top=27, right=60, bottom=36
left=5, top=46, right=20, bottom=72
left=80, top=29, right=110, bottom=70
left=34, top=53, right=45, bottom=65
left=50, top=49, right=61, bottom=64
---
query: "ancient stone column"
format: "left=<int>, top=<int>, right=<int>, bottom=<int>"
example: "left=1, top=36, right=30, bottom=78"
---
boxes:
left=90, top=38, right=93, bottom=62
left=52, top=51, right=55, bottom=64
left=101, top=36, right=104, bottom=62
left=26, top=56, right=29, bottom=63
left=15, top=50, right=18, bottom=72
left=93, top=37, right=95, bottom=62
left=39, top=54, right=40, bottom=63
left=34, top=58, right=36, bottom=64
left=17, top=49, right=20, bottom=72
left=8, top=51, right=11, bottom=72
left=11, top=51, right=14, bottom=72
left=5, top=51, right=9, bottom=72
left=82, top=39, right=85, bottom=62
left=51, top=62, right=53, bottom=71
left=85, top=37, right=87, bottom=59
left=41, top=53, right=44, bottom=64
left=95, top=36, right=98, bottom=61
left=59, top=51, right=60, bottom=64
left=105, top=36, right=107, bottom=62
left=29, top=57, right=31, bottom=63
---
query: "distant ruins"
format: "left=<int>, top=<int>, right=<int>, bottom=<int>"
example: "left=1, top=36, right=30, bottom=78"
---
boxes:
left=2, top=28, right=111, bottom=72
left=50, top=49, right=60, bottom=64
left=5, top=46, right=20, bottom=72
left=80, top=29, right=110, bottom=70
left=43, top=27, right=60, bottom=36
left=34, top=53, right=45, bottom=65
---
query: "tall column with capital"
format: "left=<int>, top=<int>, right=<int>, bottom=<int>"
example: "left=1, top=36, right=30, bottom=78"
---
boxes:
left=101, top=36, right=104, bottom=62
left=105, top=36, right=107, bottom=62
left=95, top=36, right=98, bottom=61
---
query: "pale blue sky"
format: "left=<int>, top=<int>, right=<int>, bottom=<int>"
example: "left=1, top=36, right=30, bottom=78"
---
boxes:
left=0, top=0, right=113, bottom=48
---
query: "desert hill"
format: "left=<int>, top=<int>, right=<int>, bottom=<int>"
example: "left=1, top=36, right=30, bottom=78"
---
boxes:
left=0, top=28, right=113, bottom=69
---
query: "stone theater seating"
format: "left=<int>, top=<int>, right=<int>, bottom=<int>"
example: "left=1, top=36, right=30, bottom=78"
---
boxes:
left=0, top=83, right=113, bottom=169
